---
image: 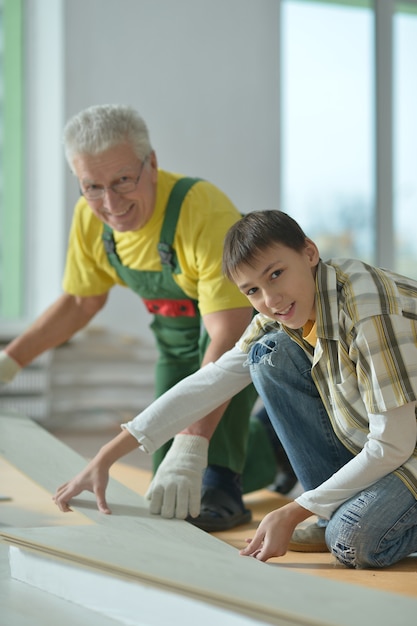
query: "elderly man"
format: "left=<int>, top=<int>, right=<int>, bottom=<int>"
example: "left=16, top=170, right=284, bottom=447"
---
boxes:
left=0, top=104, right=276, bottom=531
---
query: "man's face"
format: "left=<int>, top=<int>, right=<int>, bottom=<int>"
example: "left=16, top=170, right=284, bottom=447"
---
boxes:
left=73, top=143, right=158, bottom=232
left=232, top=240, right=319, bottom=329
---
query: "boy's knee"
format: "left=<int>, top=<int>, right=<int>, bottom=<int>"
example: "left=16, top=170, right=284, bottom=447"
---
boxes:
left=329, top=534, right=376, bottom=569
left=248, top=330, right=293, bottom=366
left=327, top=505, right=379, bottom=569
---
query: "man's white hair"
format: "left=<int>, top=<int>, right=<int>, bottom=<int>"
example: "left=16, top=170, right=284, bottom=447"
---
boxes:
left=63, top=104, right=153, bottom=169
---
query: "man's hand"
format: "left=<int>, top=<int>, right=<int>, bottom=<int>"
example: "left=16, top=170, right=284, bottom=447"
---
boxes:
left=53, top=459, right=112, bottom=514
left=0, top=351, right=21, bottom=385
left=240, top=502, right=312, bottom=562
left=145, top=434, right=209, bottom=519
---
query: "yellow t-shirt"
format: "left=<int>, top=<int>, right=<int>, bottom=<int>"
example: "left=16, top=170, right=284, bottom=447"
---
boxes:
left=302, top=320, right=317, bottom=347
left=62, top=170, right=251, bottom=316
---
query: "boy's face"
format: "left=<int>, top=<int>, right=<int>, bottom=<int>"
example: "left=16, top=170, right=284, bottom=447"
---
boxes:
left=233, top=240, right=319, bottom=329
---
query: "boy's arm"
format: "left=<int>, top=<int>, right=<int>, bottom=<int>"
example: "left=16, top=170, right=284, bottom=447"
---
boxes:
left=136, top=345, right=250, bottom=519
left=295, top=402, right=417, bottom=520
left=241, top=402, right=417, bottom=563
left=175, top=307, right=252, bottom=439
left=54, top=346, right=251, bottom=516
left=122, top=345, right=250, bottom=451
left=54, top=429, right=139, bottom=513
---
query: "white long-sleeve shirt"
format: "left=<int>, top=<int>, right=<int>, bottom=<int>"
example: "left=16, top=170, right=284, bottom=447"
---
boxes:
left=123, top=344, right=417, bottom=520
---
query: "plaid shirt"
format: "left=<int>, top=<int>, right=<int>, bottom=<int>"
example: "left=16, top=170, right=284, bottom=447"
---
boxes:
left=238, top=258, right=417, bottom=497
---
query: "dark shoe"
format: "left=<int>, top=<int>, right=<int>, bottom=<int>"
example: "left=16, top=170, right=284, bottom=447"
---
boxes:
left=187, top=485, right=252, bottom=532
left=187, top=465, right=251, bottom=532
left=288, top=522, right=329, bottom=552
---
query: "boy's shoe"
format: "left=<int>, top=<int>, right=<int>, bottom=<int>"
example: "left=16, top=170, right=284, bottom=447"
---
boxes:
left=288, top=522, right=329, bottom=552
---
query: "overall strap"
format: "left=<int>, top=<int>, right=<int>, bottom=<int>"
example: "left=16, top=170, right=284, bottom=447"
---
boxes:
left=102, top=223, right=120, bottom=262
left=157, top=177, right=201, bottom=273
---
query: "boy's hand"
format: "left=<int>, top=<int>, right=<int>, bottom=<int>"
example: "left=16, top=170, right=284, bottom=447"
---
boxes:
left=0, top=351, right=21, bottom=384
left=240, top=502, right=311, bottom=562
left=145, top=434, right=208, bottom=519
left=53, top=459, right=111, bottom=514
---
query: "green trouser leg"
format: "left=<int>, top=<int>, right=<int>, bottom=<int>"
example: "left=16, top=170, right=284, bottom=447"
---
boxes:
left=240, top=415, right=278, bottom=494
left=152, top=326, right=276, bottom=492
left=152, top=354, right=258, bottom=475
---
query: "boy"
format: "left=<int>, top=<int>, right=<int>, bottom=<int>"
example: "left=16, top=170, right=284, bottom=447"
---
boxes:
left=54, top=210, right=417, bottom=569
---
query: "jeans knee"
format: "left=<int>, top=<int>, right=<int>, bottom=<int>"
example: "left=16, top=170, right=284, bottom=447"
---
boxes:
left=248, top=337, right=278, bottom=367
left=329, top=535, right=376, bottom=569
left=248, top=330, right=312, bottom=385
left=327, top=494, right=380, bottom=569
left=248, top=330, right=297, bottom=371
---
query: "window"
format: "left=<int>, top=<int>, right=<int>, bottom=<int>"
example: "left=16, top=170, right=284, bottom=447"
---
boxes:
left=394, top=2, right=417, bottom=277
left=281, top=0, right=417, bottom=277
left=282, top=0, right=374, bottom=262
left=0, top=0, right=23, bottom=318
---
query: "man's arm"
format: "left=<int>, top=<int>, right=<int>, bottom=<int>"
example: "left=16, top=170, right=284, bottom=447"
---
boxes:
left=200, top=307, right=252, bottom=365
left=3, top=292, right=108, bottom=368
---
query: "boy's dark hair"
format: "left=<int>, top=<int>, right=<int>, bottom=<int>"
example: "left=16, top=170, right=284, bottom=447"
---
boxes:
left=222, top=210, right=307, bottom=280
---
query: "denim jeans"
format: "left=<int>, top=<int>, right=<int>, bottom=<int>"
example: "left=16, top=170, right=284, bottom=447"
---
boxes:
left=248, top=329, right=417, bottom=568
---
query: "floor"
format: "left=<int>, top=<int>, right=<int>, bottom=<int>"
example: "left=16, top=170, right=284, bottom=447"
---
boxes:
left=44, top=422, right=417, bottom=600
left=1, top=329, right=417, bottom=603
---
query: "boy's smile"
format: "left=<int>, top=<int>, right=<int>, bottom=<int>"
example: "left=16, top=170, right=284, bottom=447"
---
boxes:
left=233, top=240, right=319, bottom=329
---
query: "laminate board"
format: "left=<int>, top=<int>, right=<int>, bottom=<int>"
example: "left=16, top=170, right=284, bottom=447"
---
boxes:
left=1, top=413, right=417, bottom=626
left=112, top=463, right=417, bottom=600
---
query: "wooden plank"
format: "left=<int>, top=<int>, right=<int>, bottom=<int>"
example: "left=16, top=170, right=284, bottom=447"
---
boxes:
left=2, top=413, right=417, bottom=626
left=111, top=464, right=417, bottom=600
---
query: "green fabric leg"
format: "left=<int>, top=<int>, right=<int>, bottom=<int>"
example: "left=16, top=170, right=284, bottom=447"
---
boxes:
left=152, top=325, right=256, bottom=474
left=151, top=325, right=277, bottom=491
left=152, top=356, right=259, bottom=477
left=240, top=415, right=278, bottom=494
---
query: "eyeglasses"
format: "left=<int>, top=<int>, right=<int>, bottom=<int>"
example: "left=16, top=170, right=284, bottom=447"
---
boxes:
left=80, top=157, right=148, bottom=201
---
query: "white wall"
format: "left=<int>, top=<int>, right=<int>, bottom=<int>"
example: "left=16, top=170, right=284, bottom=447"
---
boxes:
left=25, top=0, right=280, bottom=341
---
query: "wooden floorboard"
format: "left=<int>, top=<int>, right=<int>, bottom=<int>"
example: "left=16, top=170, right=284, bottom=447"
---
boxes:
left=2, top=440, right=417, bottom=626
left=1, top=426, right=416, bottom=603
left=110, top=462, right=417, bottom=599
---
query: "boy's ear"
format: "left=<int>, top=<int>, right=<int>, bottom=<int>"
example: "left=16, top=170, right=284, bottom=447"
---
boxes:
left=305, top=238, right=320, bottom=266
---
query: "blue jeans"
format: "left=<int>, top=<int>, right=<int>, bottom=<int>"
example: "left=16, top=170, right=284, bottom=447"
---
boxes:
left=248, top=330, right=417, bottom=568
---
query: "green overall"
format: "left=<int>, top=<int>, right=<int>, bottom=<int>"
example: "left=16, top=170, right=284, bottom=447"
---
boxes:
left=102, top=178, right=275, bottom=491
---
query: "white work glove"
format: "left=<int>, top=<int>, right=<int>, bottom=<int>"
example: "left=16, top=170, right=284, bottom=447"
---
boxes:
left=145, top=434, right=209, bottom=520
left=0, top=351, right=21, bottom=385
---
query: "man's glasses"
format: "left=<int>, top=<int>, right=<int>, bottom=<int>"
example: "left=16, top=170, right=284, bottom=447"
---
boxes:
left=80, top=157, right=148, bottom=201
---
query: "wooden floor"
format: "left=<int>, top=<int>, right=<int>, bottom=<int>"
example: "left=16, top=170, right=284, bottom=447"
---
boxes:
left=110, top=463, right=417, bottom=599
left=2, top=439, right=416, bottom=601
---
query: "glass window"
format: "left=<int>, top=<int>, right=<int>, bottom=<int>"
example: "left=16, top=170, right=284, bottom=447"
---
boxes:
left=0, top=0, right=4, bottom=313
left=393, top=3, right=417, bottom=278
left=281, top=0, right=374, bottom=262
left=0, top=0, right=23, bottom=319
